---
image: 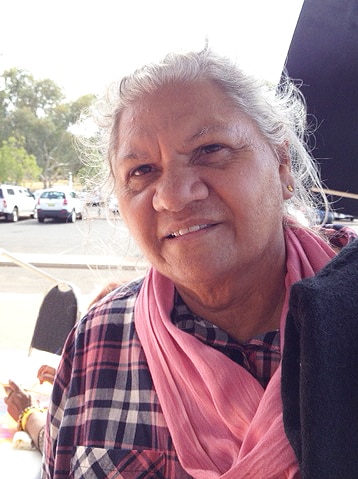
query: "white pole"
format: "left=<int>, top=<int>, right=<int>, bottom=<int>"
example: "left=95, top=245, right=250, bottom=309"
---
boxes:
left=0, top=248, right=60, bottom=283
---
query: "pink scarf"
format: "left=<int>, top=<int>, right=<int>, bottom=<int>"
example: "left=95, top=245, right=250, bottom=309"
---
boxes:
left=134, top=226, right=336, bottom=478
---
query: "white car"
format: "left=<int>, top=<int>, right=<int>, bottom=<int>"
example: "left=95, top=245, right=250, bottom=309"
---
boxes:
left=36, top=188, right=83, bottom=223
left=108, top=195, right=120, bottom=215
left=0, top=184, right=36, bottom=222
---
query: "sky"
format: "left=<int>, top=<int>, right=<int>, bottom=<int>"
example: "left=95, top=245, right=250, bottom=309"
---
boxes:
left=1, top=0, right=304, bottom=101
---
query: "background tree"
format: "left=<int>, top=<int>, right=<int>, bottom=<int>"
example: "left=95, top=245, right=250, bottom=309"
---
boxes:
left=0, top=136, right=41, bottom=183
left=0, top=68, right=96, bottom=187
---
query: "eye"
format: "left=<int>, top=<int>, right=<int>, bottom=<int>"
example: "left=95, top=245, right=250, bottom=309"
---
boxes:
left=201, top=143, right=223, bottom=154
left=124, top=163, right=159, bottom=192
left=130, top=164, right=154, bottom=177
left=192, top=143, right=227, bottom=166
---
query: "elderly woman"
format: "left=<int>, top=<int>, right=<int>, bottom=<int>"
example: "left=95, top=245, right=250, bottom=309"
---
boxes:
left=43, top=50, right=355, bottom=478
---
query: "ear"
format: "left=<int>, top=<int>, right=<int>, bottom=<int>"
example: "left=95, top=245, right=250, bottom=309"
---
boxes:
left=280, top=164, right=295, bottom=200
left=277, top=144, right=295, bottom=200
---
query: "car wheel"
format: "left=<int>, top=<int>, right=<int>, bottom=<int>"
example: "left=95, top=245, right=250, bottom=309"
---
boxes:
left=38, top=217, right=45, bottom=223
left=69, top=209, right=76, bottom=223
left=9, top=207, right=19, bottom=222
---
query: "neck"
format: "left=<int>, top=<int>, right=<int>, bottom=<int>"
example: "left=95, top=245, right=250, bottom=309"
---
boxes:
left=176, top=253, right=287, bottom=344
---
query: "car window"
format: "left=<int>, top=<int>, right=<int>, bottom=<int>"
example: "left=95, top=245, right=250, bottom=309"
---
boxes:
left=51, top=191, right=65, bottom=199
left=40, top=191, right=65, bottom=199
left=7, top=189, right=15, bottom=195
left=0, top=189, right=3, bottom=199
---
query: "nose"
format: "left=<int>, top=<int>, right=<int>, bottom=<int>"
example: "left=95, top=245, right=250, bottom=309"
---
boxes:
left=152, top=167, right=209, bottom=212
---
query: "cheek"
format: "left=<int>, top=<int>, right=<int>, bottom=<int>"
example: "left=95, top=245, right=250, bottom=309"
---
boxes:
left=241, top=167, right=283, bottom=218
left=256, top=176, right=285, bottom=223
left=118, top=192, right=154, bottom=240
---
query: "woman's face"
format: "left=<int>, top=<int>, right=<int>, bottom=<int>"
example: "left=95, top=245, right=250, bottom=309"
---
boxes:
left=112, top=80, right=293, bottom=287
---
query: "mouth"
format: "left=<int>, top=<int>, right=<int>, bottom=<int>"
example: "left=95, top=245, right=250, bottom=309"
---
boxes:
left=166, top=224, right=214, bottom=239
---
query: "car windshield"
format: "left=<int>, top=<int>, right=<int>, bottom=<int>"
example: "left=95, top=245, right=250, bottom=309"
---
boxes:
left=41, top=191, right=66, bottom=200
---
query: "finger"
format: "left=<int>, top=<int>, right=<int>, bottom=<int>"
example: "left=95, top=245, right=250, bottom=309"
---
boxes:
left=38, top=366, right=56, bottom=384
left=8, top=379, right=20, bottom=392
left=8, top=379, right=26, bottom=395
left=37, top=365, right=50, bottom=379
left=39, top=365, right=55, bottom=375
left=5, top=387, right=14, bottom=397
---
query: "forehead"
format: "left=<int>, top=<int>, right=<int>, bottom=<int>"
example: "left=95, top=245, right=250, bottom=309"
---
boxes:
left=118, top=80, right=244, bottom=132
left=136, top=79, right=232, bottom=112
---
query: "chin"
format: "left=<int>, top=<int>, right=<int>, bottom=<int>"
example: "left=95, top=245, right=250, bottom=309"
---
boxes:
left=162, top=261, right=229, bottom=287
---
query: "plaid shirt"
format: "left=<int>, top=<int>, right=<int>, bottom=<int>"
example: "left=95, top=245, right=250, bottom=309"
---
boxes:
left=43, top=278, right=280, bottom=479
left=43, top=225, right=356, bottom=478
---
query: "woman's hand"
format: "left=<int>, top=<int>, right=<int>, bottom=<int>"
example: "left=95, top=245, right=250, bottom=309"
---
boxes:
left=37, top=365, right=56, bottom=385
left=4, top=380, right=32, bottom=422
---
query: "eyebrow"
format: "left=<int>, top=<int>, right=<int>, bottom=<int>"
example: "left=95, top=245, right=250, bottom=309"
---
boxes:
left=121, top=152, right=140, bottom=161
left=187, top=123, right=233, bottom=144
left=117, top=149, right=152, bottom=163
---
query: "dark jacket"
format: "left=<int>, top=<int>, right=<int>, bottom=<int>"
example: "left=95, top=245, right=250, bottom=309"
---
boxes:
left=282, top=238, right=358, bottom=478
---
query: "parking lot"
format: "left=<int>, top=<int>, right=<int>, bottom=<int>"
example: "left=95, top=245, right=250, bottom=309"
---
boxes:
left=0, top=210, right=147, bottom=351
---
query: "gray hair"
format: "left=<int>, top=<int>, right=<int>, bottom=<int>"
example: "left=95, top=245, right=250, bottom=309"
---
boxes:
left=91, top=49, right=326, bottom=225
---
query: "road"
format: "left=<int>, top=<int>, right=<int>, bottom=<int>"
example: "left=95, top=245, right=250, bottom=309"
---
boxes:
left=0, top=207, right=137, bottom=258
left=0, top=209, right=145, bottom=294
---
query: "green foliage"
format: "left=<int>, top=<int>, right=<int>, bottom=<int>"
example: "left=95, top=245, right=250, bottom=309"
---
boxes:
left=2, top=68, right=64, bottom=114
left=0, top=68, right=97, bottom=187
left=0, top=137, right=41, bottom=183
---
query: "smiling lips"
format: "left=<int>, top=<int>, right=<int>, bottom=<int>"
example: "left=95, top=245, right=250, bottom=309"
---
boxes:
left=167, top=224, right=212, bottom=239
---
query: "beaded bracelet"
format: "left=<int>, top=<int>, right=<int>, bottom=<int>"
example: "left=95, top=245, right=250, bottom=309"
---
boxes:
left=18, top=406, right=44, bottom=431
left=37, top=425, right=46, bottom=452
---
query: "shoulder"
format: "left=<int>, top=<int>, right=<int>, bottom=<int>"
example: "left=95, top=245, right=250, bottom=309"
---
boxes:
left=84, top=276, right=145, bottom=325
left=59, top=276, right=146, bottom=371
left=88, top=276, right=145, bottom=310
left=299, top=236, right=358, bottom=286
left=67, top=276, right=145, bottom=346
left=289, top=238, right=358, bottom=316
left=320, top=236, right=358, bottom=273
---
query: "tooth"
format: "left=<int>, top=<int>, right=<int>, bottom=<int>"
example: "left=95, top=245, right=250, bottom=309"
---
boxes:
left=188, top=225, right=200, bottom=233
left=169, top=224, right=208, bottom=238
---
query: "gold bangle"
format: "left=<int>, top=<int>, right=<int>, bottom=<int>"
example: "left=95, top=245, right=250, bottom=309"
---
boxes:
left=18, top=406, right=44, bottom=431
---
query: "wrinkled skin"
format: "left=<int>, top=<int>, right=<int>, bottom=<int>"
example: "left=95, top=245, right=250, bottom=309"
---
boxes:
left=112, top=80, right=294, bottom=342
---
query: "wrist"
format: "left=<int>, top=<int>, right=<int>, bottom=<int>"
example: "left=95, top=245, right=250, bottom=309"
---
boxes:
left=17, top=406, right=44, bottom=431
